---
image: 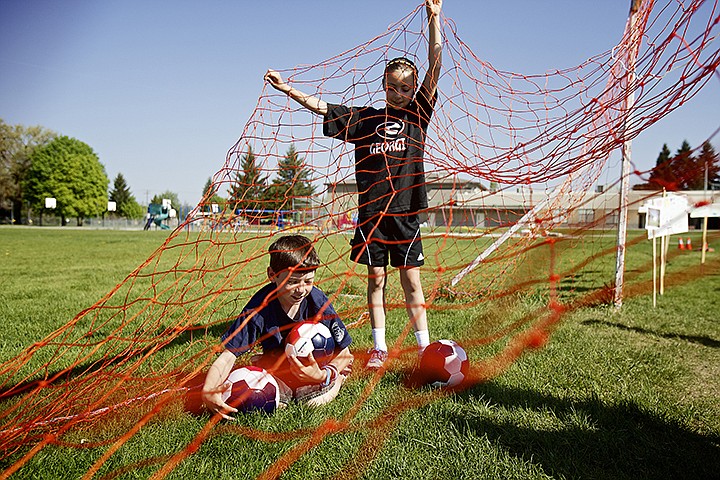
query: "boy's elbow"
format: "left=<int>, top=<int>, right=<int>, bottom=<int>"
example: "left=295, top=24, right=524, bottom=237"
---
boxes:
left=333, top=347, right=353, bottom=363
left=341, top=348, right=354, bottom=365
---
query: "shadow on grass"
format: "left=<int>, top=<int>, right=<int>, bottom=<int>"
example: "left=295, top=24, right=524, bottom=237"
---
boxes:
left=0, top=322, right=229, bottom=401
left=582, top=318, right=720, bottom=349
left=449, top=382, right=720, bottom=479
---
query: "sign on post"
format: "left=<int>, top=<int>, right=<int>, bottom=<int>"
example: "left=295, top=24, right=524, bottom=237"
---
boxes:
left=639, top=192, right=690, bottom=307
left=640, top=193, right=689, bottom=240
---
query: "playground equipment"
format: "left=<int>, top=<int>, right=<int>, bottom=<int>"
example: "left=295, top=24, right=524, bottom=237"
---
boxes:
left=144, top=199, right=176, bottom=230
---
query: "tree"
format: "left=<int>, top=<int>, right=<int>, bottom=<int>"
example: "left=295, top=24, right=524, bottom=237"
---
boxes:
left=656, top=143, right=672, bottom=166
left=110, top=173, right=143, bottom=219
left=634, top=141, right=717, bottom=191
left=672, top=140, right=696, bottom=190
left=0, top=119, right=56, bottom=223
left=692, top=141, right=720, bottom=190
left=23, top=136, right=108, bottom=226
left=202, top=178, right=225, bottom=204
left=200, top=178, right=226, bottom=214
left=635, top=143, right=674, bottom=190
left=119, top=198, right=144, bottom=220
left=265, top=144, right=315, bottom=212
left=202, top=177, right=213, bottom=199
left=110, top=173, right=132, bottom=206
left=228, top=146, right=267, bottom=212
left=150, top=190, right=181, bottom=210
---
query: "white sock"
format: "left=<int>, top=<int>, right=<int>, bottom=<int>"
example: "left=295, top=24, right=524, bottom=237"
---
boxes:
left=372, top=328, right=387, bottom=352
left=414, top=330, right=430, bottom=351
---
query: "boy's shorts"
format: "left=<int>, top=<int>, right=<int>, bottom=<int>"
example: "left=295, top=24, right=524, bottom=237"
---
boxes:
left=350, top=213, right=424, bottom=268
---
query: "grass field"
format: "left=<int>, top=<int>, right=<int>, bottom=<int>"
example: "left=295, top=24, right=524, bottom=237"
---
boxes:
left=0, top=226, right=719, bottom=479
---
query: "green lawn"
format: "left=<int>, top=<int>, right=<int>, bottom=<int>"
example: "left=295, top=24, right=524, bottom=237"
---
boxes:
left=0, top=226, right=718, bottom=479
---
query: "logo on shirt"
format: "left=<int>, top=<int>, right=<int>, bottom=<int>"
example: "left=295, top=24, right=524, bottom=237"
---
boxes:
left=375, top=121, right=404, bottom=140
left=330, top=321, right=345, bottom=344
left=371, top=120, right=407, bottom=155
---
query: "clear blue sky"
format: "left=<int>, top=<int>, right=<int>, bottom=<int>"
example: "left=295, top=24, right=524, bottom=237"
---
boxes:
left=1, top=0, right=718, bottom=207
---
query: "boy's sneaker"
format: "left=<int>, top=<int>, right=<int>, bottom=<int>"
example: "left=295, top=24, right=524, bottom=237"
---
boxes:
left=366, top=348, right=388, bottom=369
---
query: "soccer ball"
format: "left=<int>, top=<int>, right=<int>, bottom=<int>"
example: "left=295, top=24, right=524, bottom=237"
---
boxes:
left=221, top=366, right=280, bottom=414
left=284, top=321, right=335, bottom=362
left=418, top=339, right=469, bottom=388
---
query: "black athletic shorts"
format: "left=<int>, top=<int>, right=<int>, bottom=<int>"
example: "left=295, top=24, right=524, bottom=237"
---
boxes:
left=350, top=213, right=424, bottom=268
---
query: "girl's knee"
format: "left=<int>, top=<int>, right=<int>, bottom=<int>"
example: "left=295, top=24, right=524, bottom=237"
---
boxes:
left=367, top=267, right=387, bottom=291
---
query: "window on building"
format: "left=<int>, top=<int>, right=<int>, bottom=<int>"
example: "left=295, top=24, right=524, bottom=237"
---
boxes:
left=579, top=209, right=594, bottom=224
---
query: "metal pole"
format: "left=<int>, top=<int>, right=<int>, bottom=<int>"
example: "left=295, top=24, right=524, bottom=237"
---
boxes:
left=700, top=152, right=709, bottom=263
left=614, top=0, right=643, bottom=309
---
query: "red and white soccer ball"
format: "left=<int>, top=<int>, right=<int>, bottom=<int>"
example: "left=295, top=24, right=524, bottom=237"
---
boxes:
left=285, top=321, right=335, bottom=362
left=221, top=366, right=280, bottom=414
left=418, top=339, right=469, bottom=388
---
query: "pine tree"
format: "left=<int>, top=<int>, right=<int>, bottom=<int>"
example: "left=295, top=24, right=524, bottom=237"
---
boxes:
left=636, top=141, right=710, bottom=191
left=692, top=141, right=720, bottom=190
left=638, top=143, right=675, bottom=190
left=109, top=173, right=143, bottom=219
left=202, top=178, right=215, bottom=199
left=110, top=173, right=132, bottom=206
left=656, top=143, right=672, bottom=167
left=201, top=178, right=226, bottom=213
left=672, top=140, right=696, bottom=190
left=266, top=144, right=315, bottom=212
left=228, top=146, right=267, bottom=212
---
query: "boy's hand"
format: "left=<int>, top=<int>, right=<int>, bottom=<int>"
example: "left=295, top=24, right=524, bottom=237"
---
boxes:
left=201, top=385, right=238, bottom=420
left=264, top=69, right=290, bottom=94
left=286, top=354, right=326, bottom=383
left=426, top=0, right=442, bottom=16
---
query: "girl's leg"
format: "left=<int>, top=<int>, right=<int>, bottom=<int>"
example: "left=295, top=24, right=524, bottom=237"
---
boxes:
left=399, top=266, right=429, bottom=351
left=366, top=265, right=389, bottom=367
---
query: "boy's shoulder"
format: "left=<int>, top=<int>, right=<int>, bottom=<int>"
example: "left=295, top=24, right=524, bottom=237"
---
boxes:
left=306, top=285, right=331, bottom=305
left=245, top=283, right=277, bottom=309
left=301, top=286, right=340, bottom=317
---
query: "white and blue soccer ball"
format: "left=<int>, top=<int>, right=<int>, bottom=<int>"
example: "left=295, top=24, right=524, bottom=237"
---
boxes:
left=284, top=321, right=335, bottom=362
left=221, top=366, right=280, bottom=414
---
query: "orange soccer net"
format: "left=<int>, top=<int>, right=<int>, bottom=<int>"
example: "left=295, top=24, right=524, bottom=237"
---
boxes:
left=1, top=1, right=718, bottom=478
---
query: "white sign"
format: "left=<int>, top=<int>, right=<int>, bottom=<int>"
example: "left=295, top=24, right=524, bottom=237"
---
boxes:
left=45, top=197, right=56, bottom=209
left=641, top=192, right=690, bottom=239
left=107, top=201, right=117, bottom=212
left=690, top=203, right=720, bottom=218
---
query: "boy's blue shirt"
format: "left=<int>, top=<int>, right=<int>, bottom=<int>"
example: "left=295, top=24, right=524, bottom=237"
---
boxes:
left=221, top=283, right=352, bottom=357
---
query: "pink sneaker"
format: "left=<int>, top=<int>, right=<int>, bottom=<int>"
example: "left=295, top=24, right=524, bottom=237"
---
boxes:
left=365, top=348, right=388, bottom=369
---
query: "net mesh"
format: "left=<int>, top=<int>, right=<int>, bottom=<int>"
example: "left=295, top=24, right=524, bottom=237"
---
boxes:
left=1, top=0, right=719, bottom=477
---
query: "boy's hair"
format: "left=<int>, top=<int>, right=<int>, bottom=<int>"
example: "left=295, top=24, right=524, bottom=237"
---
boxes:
left=268, top=235, right=320, bottom=274
left=384, top=56, right=418, bottom=89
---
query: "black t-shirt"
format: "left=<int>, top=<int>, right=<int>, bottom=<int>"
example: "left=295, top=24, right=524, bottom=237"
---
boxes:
left=323, top=85, right=436, bottom=218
